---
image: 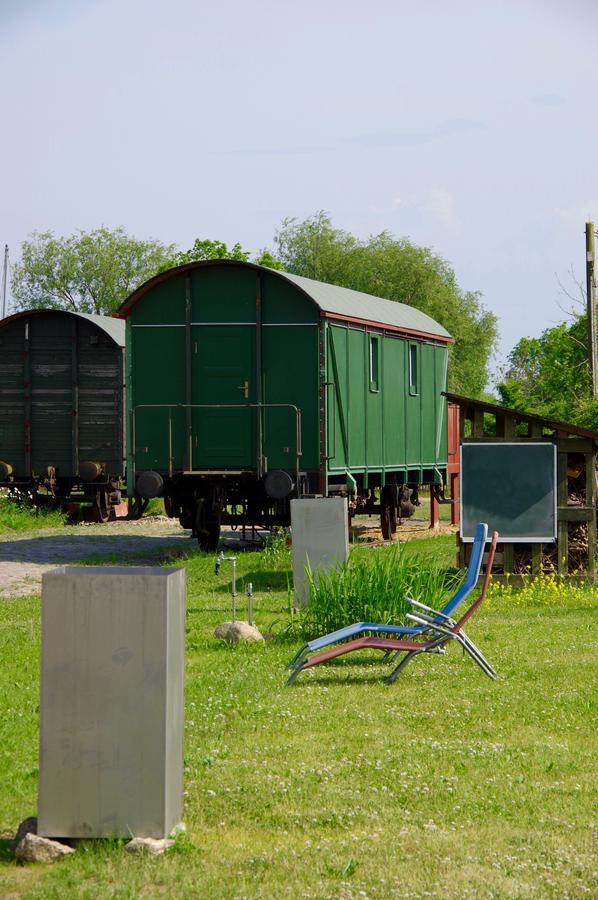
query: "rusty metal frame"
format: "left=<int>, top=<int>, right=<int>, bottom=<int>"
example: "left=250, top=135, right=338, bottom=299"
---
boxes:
left=23, top=319, right=32, bottom=474
left=70, top=317, right=79, bottom=476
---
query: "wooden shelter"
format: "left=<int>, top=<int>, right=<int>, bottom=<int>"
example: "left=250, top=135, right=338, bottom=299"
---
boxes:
left=445, top=393, right=598, bottom=581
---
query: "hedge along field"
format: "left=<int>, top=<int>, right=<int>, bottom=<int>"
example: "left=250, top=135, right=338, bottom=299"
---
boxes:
left=0, top=534, right=596, bottom=898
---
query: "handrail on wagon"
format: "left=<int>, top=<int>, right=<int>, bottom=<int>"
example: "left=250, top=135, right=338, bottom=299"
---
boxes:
left=131, top=402, right=303, bottom=487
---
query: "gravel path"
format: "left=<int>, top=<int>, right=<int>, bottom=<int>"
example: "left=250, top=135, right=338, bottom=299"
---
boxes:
left=0, top=513, right=455, bottom=599
left=0, top=517, right=192, bottom=598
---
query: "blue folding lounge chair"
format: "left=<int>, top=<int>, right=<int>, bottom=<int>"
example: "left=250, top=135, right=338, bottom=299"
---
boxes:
left=286, top=531, right=498, bottom=686
left=287, top=522, right=490, bottom=676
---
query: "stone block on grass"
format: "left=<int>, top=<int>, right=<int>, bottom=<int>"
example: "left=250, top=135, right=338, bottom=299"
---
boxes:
left=214, top=621, right=264, bottom=643
left=15, top=833, right=74, bottom=863
left=125, top=837, right=175, bottom=856
left=38, top=566, right=186, bottom=840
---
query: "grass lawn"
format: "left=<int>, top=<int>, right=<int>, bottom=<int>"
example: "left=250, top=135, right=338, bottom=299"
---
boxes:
left=0, top=535, right=596, bottom=898
left=0, top=497, right=67, bottom=533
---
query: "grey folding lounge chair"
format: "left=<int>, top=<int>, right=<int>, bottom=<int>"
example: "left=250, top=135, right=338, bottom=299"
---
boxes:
left=287, top=521, right=489, bottom=676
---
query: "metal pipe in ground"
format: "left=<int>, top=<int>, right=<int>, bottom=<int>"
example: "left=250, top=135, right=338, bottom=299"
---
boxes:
left=247, top=582, right=253, bottom=625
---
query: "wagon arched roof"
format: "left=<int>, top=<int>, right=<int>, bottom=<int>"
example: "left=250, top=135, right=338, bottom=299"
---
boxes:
left=0, top=308, right=126, bottom=347
left=280, top=270, right=451, bottom=340
left=116, top=260, right=451, bottom=342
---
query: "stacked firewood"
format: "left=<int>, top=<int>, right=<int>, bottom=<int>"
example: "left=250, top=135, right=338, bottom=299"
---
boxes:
left=510, top=453, right=594, bottom=575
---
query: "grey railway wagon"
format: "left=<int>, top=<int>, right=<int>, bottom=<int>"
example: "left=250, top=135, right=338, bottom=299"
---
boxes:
left=0, top=309, right=126, bottom=517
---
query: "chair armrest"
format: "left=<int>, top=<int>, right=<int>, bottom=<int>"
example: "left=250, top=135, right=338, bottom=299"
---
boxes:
left=406, top=611, right=456, bottom=628
left=406, top=611, right=435, bottom=625
left=406, top=597, right=453, bottom=622
left=406, top=613, right=437, bottom=628
left=406, top=613, right=455, bottom=638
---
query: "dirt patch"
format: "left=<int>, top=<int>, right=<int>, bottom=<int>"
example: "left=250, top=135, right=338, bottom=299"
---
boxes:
left=351, top=517, right=458, bottom=545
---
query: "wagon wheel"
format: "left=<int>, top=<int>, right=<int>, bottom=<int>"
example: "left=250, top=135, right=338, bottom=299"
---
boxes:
left=389, top=503, right=397, bottom=534
left=127, top=494, right=149, bottom=520
left=380, top=501, right=397, bottom=541
left=95, top=488, right=110, bottom=523
left=380, top=484, right=398, bottom=541
left=195, top=499, right=221, bottom=551
left=179, top=508, right=195, bottom=530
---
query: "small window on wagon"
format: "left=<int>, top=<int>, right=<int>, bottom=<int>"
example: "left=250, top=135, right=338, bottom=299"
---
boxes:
left=409, top=343, right=419, bottom=395
left=369, top=335, right=380, bottom=392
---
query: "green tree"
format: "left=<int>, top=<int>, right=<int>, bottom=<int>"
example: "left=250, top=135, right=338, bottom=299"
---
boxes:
left=254, top=249, right=285, bottom=271
left=162, top=237, right=285, bottom=270
left=164, top=238, right=251, bottom=268
left=268, top=212, right=497, bottom=396
left=498, top=314, right=598, bottom=430
left=11, top=227, right=175, bottom=315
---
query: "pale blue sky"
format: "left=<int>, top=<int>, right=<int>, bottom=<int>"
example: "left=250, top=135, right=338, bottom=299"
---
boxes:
left=2, top=0, right=597, bottom=377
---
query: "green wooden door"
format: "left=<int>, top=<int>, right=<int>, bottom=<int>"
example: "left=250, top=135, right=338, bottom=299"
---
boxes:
left=191, top=326, right=256, bottom=468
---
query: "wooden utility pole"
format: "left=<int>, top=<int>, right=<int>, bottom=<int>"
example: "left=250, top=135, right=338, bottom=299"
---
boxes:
left=586, top=223, right=598, bottom=399
left=1, top=245, right=7, bottom=319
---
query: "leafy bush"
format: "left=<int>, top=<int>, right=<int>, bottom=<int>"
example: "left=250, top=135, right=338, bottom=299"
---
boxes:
left=295, top=545, right=461, bottom=638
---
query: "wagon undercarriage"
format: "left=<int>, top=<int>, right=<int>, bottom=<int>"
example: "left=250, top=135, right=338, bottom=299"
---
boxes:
left=2, top=473, right=125, bottom=522
left=133, top=467, right=442, bottom=550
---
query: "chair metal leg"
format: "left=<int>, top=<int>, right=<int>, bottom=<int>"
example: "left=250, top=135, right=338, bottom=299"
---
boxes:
left=286, top=663, right=305, bottom=686
left=453, top=634, right=496, bottom=679
left=458, top=632, right=497, bottom=677
left=288, top=644, right=309, bottom=669
left=453, top=635, right=491, bottom=673
left=457, top=630, right=496, bottom=676
left=385, top=649, right=422, bottom=684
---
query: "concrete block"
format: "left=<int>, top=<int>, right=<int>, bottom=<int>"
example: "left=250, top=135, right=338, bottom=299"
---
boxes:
left=38, top=566, right=186, bottom=840
left=290, top=498, right=349, bottom=608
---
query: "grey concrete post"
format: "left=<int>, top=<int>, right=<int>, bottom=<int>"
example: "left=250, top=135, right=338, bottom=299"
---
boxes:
left=38, top=566, right=186, bottom=840
left=290, top=497, right=349, bottom=608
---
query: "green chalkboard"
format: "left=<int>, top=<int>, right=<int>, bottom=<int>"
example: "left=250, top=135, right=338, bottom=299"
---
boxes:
left=460, top=442, right=557, bottom=542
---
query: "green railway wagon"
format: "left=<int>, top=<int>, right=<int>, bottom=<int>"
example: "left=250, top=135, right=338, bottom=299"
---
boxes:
left=0, top=309, right=126, bottom=519
left=117, top=260, right=451, bottom=548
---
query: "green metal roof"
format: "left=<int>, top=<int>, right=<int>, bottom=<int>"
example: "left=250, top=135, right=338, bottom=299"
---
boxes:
left=279, top=270, right=451, bottom=339
left=117, top=260, right=451, bottom=340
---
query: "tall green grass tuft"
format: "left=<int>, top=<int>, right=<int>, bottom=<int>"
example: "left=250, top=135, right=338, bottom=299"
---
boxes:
left=296, top=544, right=462, bottom=638
left=259, top=529, right=291, bottom=570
